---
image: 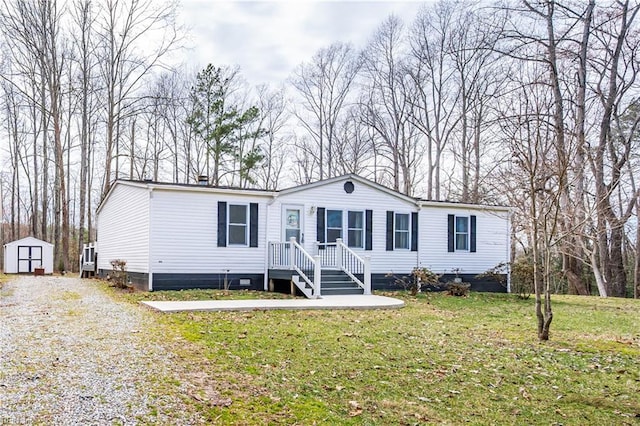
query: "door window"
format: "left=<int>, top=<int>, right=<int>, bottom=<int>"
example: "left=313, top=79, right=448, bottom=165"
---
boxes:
left=285, top=208, right=301, bottom=242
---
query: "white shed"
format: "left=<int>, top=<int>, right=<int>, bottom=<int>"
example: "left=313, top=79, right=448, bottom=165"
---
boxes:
left=3, top=237, right=54, bottom=274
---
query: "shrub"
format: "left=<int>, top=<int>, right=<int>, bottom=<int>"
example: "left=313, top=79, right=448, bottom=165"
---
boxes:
left=387, top=267, right=441, bottom=296
left=109, top=259, right=129, bottom=289
left=511, top=257, right=534, bottom=299
left=477, top=259, right=534, bottom=299
left=446, top=281, right=470, bottom=296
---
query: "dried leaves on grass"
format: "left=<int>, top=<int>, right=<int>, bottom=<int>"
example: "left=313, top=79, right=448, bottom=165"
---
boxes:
left=108, top=287, right=640, bottom=425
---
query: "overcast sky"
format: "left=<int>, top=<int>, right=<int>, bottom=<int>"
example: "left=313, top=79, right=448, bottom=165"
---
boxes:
left=176, top=0, right=427, bottom=86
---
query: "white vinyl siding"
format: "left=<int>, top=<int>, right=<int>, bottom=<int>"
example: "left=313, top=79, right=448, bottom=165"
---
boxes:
left=419, top=207, right=509, bottom=274
left=270, top=179, right=419, bottom=274
left=96, top=177, right=509, bottom=283
left=150, top=189, right=268, bottom=274
left=96, top=184, right=150, bottom=273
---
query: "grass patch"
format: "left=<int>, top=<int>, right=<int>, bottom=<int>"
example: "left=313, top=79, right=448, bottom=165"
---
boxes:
left=0, top=273, right=9, bottom=288
left=57, top=290, right=82, bottom=301
left=104, top=284, right=640, bottom=424
left=110, top=287, right=299, bottom=304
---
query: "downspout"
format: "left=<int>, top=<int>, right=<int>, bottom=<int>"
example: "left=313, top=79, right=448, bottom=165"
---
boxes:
left=416, top=203, right=422, bottom=269
left=148, top=187, right=154, bottom=291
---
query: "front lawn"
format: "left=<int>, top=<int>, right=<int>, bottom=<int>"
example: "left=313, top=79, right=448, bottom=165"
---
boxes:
left=107, top=285, right=640, bottom=425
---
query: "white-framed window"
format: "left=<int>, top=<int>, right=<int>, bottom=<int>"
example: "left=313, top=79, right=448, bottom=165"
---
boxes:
left=326, top=209, right=343, bottom=243
left=228, top=204, right=248, bottom=246
left=394, top=213, right=410, bottom=250
left=347, top=211, right=364, bottom=248
left=455, top=216, right=469, bottom=251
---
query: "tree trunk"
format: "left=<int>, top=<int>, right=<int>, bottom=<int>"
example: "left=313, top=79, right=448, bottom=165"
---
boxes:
left=633, top=198, right=640, bottom=299
left=608, top=224, right=627, bottom=297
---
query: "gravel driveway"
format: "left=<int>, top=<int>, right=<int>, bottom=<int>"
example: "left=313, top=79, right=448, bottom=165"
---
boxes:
left=0, top=276, right=203, bottom=425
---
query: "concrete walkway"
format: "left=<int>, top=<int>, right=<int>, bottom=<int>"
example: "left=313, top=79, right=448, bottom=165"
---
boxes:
left=141, top=294, right=405, bottom=313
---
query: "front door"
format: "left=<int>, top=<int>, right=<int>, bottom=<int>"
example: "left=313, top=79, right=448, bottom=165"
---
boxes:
left=282, top=205, right=303, bottom=243
left=18, top=246, right=42, bottom=273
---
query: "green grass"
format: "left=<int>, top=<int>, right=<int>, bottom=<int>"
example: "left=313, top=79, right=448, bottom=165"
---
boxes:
left=106, top=285, right=640, bottom=425
left=120, top=288, right=299, bottom=303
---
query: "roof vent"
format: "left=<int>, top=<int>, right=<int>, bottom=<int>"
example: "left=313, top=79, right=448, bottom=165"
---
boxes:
left=344, top=181, right=354, bottom=193
left=197, top=175, right=209, bottom=186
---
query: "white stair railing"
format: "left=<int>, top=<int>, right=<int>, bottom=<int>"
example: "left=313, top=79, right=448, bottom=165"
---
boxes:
left=269, top=238, right=372, bottom=296
left=335, top=238, right=371, bottom=295
left=268, top=238, right=321, bottom=298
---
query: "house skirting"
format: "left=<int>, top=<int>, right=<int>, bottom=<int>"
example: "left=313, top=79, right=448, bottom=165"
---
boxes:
left=268, top=271, right=507, bottom=293
left=371, top=273, right=507, bottom=293
left=99, top=269, right=506, bottom=293
left=151, top=273, right=263, bottom=291
left=98, top=270, right=264, bottom=292
left=98, top=269, right=148, bottom=291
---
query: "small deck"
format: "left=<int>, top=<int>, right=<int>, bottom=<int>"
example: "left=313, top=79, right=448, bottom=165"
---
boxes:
left=79, top=243, right=97, bottom=278
left=141, top=295, right=404, bottom=313
left=268, top=238, right=371, bottom=298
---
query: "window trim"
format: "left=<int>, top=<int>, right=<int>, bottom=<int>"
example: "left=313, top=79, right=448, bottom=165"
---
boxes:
left=227, top=203, right=249, bottom=246
left=394, top=212, right=411, bottom=250
left=347, top=210, right=365, bottom=249
left=455, top=215, right=469, bottom=252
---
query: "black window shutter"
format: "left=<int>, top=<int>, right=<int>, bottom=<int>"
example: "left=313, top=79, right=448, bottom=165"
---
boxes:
left=411, top=212, right=418, bottom=252
left=386, top=211, right=394, bottom=251
left=217, top=201, right=227, bottom=247
left=365, top=210, right=373, bottom=251
left=470, top=215, right=477, bottom=253
left=249, top=203, right=259, bottom=247
left=316, top=207, right=325, bottom=245
left=447, top=214, right=455, bottom=252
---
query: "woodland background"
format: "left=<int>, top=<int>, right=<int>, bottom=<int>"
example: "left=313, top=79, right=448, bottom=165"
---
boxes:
left=1, top=0, right=638, bottom=298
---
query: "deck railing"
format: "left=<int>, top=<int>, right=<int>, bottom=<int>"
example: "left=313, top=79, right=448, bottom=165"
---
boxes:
left=269, top=237, right=371, bottom=297
left=268, top=237, right=321, bottom=298
left=317, top=239, right=371, bottom=295
left=79, top=242, right=97, bottom=278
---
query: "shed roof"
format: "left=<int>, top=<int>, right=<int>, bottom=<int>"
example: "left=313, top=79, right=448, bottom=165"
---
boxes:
left=4, top=236, right=54, bottom=247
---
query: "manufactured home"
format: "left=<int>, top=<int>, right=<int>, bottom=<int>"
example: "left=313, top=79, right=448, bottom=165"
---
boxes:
left=95, top=175, right=510, bottom=296
left=3, top=236, right=54, bottom=274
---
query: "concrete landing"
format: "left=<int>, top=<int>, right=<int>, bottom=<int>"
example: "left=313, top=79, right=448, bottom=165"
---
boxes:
left=141, top=295, right=405, bottom=313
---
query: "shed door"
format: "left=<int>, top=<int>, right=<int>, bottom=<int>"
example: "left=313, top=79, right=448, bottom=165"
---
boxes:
left=18, top=246, right=42, bottom=273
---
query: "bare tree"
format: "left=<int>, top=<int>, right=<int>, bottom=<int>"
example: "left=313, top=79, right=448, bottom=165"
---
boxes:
left=499, top=62, right=561, bottom=340
left=290, top=42, right=361, bottom=180
left=408, top=4, right=460, bottom=200
left=362, top=15, right=423, bottom=195
left=96, top=0, right=180, bottom=196
left=333, top=107, right=374, bottom=177
left=254, top=84, right=289, bottom=190
left=1, top=0, right=71, bottom=270
left=70, top=0, right=99, bottom=255
left=447, top=3, right=506, bottom=203
left=586, top=0, right=640, bottom=297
